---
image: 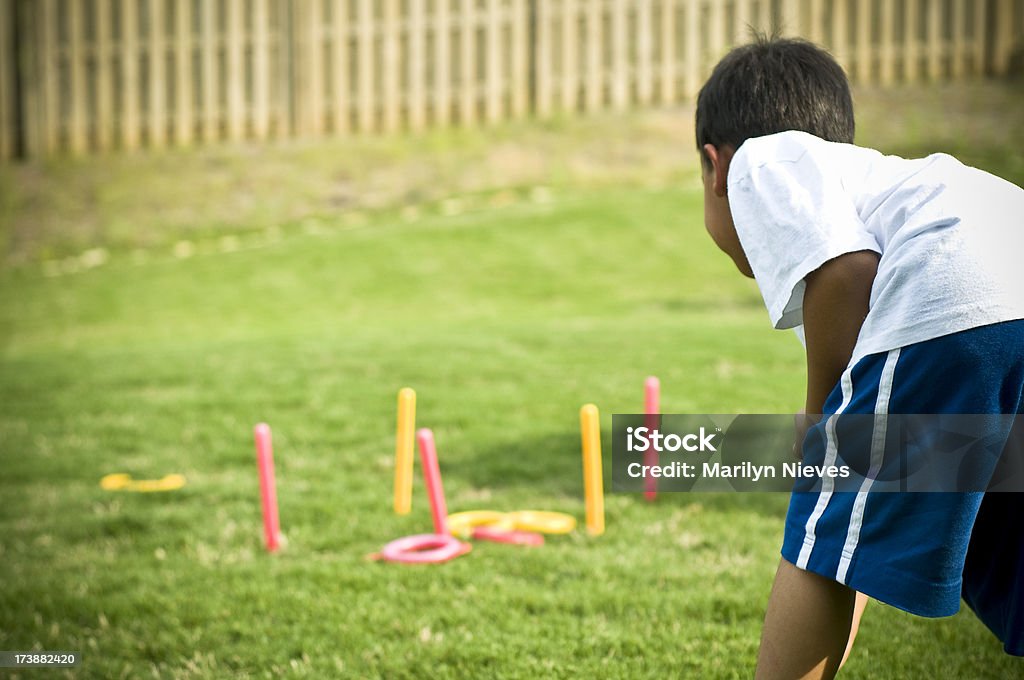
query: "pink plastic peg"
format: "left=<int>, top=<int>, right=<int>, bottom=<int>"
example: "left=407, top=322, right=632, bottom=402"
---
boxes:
left=644, top=376, right=661, bottom=501
left=254, top=423, right=282, bottom=552
left=416, top=429, right=451, bottom=536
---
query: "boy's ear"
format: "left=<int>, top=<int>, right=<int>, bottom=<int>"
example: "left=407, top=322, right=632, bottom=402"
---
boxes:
left=702, top=144, right=734, bottom=198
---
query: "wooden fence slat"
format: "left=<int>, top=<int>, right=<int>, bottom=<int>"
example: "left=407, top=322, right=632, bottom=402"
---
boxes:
left=330, top=0, right=348, bottom=134
left=637, top=0, right=653, bottom=105
left=296, top=0, right=324, bottom=137
left=709, top=0, right=725, bottom=66
left=561, top=0, right=578, bottom=111
left=19, top=3, right=42, bottom=157
left=67, top=0, right=87, bottom=153
left=757, top=0, right=771, bottom=32
left=294, top=0, right=305, bottom=139
left=973, top=0, right=986, bottom=75
left=311, top=0, right=324, bottom=135
left=43, top=0, right=59, bottom=154
left=485, top=0, right=502, bottom=123
left=122, top=0, right=141, bottom=150
left=0, top=0, right=11, bottom=159
left=855, top=0, right=871, bottom=84
left=200, top=0, right=218, bottom=141
left=459, top=0, right=476, bottom=125
left=535, top=0, right=552, bottom=116
left=274, top=0, right=292, bottom=137
left=174, top=0, right=193, bottom=145
left=226, top=0, right=246, bottom=140
left=683, top=0, right=699, bottom=99
left=660, top=0, right=675, bottom=104
left=357, top=0, right=374, bottom=131
left=734, top=0, right=750, bottom=44
left=295, top=0, right=308, bottom=134
left=585, top=0, right=603, bottom=113
left=434, top=0, right=451, bottom=125
left=611, top=0, right=627, bottom=111
left=780, top=0, right=799, bottom=36
left=809, top=0, right=825, bottom=45
left=409, top=0, right=426, bottom=130
left=510, top=0, right=528, bottom=118
left=880, top=0, right=896, bottom=86
left=383, top=0, right=400, bottom=132
left=149, top=0, right=167, bottom=148
left=96, top=0, right=116, bottom=151
left=252, top=0, right=270, bottom=138
left=904, top=0, right=919, bottom=83
left=926, top=0, right=942, bottom=81
left=832, top=0, right=849, bottom=73
left=995, top=0, right=1015, bottom=74
left=951, top=0, right=966, bottom=80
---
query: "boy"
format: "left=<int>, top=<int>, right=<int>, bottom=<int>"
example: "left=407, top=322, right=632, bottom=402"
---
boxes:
left=696, top=37, right=1024, bottom=678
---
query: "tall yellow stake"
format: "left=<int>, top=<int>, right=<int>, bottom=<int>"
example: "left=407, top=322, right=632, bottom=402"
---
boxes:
left=393, top=387, right=417, bottom=514
left=579, top=403, right=605, bottom=536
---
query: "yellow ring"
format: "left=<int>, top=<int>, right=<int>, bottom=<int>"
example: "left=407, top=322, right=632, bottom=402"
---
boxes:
left=446, top=510, right=578, bottom=536
left=446, top=511, right=515, bottom=539
left=132, top=474, right=187, bottom=492
left=100, top=473, right=186, bottom=493
left=506, top=511, right=577, bottom=534
left=100, top=473, right=132, bottom=490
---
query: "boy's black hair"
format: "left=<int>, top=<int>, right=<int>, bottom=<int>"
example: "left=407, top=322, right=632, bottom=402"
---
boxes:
left=696, top=35, right=855, bottom=169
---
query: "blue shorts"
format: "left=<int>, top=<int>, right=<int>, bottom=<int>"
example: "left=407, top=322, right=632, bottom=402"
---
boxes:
left=781, top=320, right=1024, bottom=656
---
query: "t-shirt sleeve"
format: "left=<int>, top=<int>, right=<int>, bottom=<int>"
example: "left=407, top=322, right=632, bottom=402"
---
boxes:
left=727, top=137, right=881, bottom=329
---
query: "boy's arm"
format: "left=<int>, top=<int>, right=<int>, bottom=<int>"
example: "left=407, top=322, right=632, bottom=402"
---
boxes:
left=801, top=250, right=879, bottom=414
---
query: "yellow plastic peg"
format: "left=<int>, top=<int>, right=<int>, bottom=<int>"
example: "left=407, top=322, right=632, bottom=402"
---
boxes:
left=579, top=404, right=605, bottom=536
left=393, top=387, right=417, bottom=514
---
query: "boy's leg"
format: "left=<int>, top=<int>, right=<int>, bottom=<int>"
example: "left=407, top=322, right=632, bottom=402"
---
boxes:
left=756, top=557, right=856, bottom=680
left=840, top=592, right=869, bottom=668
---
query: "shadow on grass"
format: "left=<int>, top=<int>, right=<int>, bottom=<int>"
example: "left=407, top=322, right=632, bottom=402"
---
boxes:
left=448, top=428, right=792, bottom=520
left=444, top=430, right=585, bottom=498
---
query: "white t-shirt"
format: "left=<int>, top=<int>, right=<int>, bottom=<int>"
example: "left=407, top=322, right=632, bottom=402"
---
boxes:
left=727, top=130, right=1024, bottom=363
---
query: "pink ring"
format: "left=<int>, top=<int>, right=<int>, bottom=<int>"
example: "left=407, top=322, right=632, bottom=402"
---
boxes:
left=471, top=526, right=545, bottom=546
left=379, top=533, right=471, bottom=564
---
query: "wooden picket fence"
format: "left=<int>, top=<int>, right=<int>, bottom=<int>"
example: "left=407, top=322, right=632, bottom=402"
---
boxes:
left=1, top=0, right=1022, bottom=161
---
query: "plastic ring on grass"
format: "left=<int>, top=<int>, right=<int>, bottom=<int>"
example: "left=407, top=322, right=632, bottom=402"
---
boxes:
left=446, top=511, right=516, bottom=539
left=507, top=511, right=577, bottom=534
left=471, top=526, right=545, bottom=546
left=379, top=534, right=471, bottom=564
left=100, top=473, right=132, bottom=490
left=100, top=473, right=187, bottom=492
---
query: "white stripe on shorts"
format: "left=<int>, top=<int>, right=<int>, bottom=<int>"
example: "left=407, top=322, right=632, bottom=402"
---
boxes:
left=796, top=366, right=856, bottom=570
left=835, top=348, right=901, bottom=584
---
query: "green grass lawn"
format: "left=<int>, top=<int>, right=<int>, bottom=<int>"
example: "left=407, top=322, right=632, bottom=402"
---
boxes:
left=2, top=84, right=1023, bottom=678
